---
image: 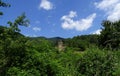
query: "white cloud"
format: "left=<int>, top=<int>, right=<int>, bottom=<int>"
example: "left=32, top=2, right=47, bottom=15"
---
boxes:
left=33, top=27, right=41, bottom=32
left=95, top=0, right=120, bottom=22
left=92, top=29, right=101, bottom=34
left=61, top=11, right=96, bottom=31
left=39, top=0, right=53, bottom=10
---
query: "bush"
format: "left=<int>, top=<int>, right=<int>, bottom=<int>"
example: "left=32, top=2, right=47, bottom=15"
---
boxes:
left=76, top=48, right=118, bottom=76
left=7, top=67, right=41, bottom=76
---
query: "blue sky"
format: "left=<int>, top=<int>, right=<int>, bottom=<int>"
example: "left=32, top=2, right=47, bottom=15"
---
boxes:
left=1, top=0, right=120, bottom=38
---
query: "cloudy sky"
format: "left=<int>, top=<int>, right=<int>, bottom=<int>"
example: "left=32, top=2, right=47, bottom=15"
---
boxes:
left=1, top=0, right=120, bottom=38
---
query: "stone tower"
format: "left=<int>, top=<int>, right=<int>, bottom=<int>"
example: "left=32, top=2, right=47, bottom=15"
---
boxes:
left=58, top=40, right=64, bottom=51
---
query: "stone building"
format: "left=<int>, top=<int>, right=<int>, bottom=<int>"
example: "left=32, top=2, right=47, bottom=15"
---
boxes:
left=58, top=40, right=64, bottom=51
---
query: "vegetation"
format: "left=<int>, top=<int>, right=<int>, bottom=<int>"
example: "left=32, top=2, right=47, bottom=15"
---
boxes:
left=99, top=20, right=120, bottom=50
left=0, top=1, right=120, bottom=76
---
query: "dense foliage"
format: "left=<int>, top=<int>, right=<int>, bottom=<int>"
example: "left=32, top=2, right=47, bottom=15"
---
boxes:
left=77, top=48, right=117, bottom=76
left=99, top=20, right=120, bottom=50
left=64, top=35, right=98, bottom=51
left=0, top=1, right=120, bottom=76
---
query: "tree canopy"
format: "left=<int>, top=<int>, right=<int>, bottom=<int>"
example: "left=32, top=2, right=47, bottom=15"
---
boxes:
left=99, top=20, right=120, bottom=50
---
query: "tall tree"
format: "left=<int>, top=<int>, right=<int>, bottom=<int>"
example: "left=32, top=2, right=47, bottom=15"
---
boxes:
left=99, top=20, right=120, bottom=50
left=0, top=0, right=30, bottom=74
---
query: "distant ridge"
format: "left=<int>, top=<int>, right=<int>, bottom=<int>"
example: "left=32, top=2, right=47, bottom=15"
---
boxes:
left=29, top=36, right=65, bottom=42
left=48, top=37, right=64, bottom=41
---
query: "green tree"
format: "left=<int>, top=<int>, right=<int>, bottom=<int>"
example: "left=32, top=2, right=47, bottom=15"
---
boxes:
left=0, top=13, right=30, bottom=75
left=7, top=13, right=29, bottom=33
left=99, top=20, right=120, bottom=50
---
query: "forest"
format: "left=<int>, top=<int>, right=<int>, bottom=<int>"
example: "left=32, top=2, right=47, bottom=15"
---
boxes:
left=0, top=1, right=120, bottom=76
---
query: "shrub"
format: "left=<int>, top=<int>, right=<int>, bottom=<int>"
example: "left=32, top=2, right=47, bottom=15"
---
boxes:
left=76, top=48, right=118, bottom=76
